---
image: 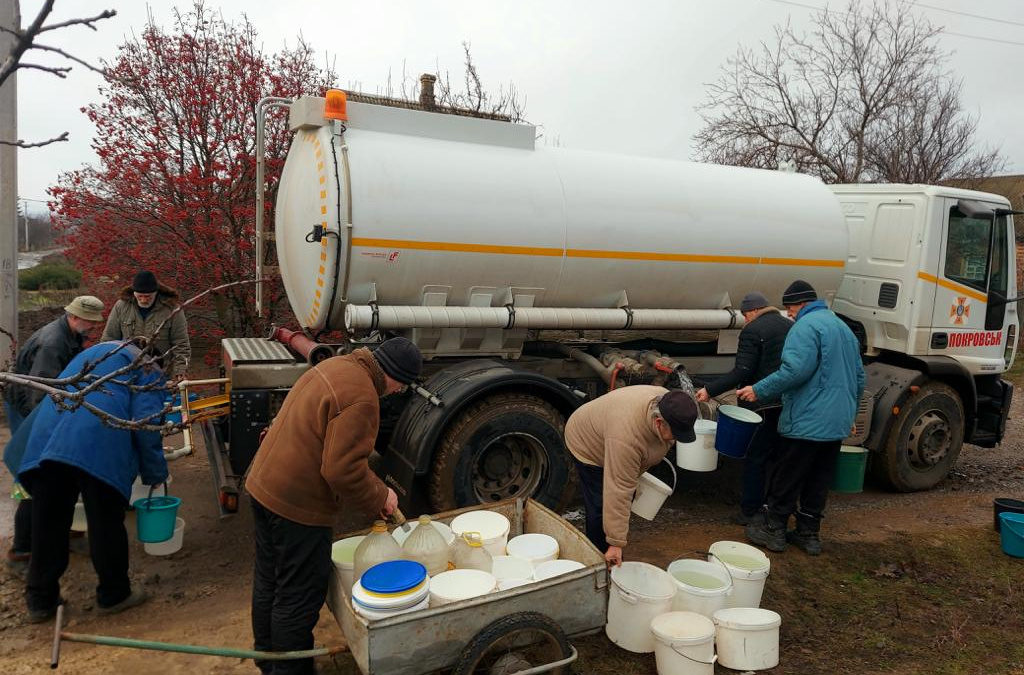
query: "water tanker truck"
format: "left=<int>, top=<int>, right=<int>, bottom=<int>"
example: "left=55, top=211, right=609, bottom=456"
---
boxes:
left=195, top=90, right=1017, bottom=515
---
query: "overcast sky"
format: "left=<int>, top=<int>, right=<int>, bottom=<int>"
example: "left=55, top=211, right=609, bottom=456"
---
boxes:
left=15, top=0, right=1024, bottom=211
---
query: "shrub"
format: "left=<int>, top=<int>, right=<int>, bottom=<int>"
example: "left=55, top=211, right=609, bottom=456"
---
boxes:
left=18, top=264, right=83, bottom=291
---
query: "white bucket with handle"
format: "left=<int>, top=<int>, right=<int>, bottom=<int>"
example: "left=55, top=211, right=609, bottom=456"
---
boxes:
left=650, top=611, right=717, bottom=675
left=606, top=561, right=677, bottom=653
left=708, top=540, right=771, bottom=608
left=667, top=559, right=733, bottom=619
left=631, top=458, right=677, bottom=521
left=675, top=419, right=718, bottom=472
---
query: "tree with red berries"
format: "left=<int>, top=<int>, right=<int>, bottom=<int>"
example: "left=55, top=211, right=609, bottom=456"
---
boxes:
left=51, top=2, right=335, bottom=346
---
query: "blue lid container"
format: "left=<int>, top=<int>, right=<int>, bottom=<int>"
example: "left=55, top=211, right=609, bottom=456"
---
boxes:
left=361, top=560, right=427, bottom=595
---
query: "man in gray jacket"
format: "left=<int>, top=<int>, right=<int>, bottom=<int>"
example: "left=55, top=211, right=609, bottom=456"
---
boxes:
left=4, top=295, right=105, bottom=570
left=101, top=271, right=190, bottom=379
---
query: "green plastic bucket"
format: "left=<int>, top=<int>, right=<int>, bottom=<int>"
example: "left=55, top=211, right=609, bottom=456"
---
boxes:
left=134, top=496, right=181, bottom=543
left=999, top=513, right=1024, bottom=558
left=832, top=447, right=868, bottom=493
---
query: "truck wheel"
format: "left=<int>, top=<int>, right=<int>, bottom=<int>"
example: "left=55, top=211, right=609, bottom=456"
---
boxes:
left=429, top=394, right=576, bottom=511
left=876, top=382, right=964, bottom=491
left=451, top=611, right=571, bottom=675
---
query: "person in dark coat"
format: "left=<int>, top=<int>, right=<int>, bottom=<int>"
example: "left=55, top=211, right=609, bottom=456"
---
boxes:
left=696, top=291, right=791, bottom=525
left=3, top=296, right=105, bottom=572
left=15, top=341, right=168, bottom=623
left=738, top=280, right=865, bottom=556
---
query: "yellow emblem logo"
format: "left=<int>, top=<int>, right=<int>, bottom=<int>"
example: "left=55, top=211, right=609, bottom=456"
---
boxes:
left=950, top=297, right=970, bottom=325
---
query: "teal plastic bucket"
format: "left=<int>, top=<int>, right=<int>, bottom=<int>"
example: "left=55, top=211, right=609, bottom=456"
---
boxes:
left=715, top=405, right=763, bottom=458
left=999, top=512, right=1024, bottom=558
left=134, top=496, right=181, bottom=543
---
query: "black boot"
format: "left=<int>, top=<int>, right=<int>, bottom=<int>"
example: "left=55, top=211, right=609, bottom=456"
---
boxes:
left=788, top=512, right=823, bottom=556
left=745, top=513, right=787, bottom=552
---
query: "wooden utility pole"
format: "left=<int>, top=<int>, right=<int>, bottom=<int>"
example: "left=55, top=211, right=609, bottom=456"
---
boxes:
left=0, top=0, right=18, bottom=357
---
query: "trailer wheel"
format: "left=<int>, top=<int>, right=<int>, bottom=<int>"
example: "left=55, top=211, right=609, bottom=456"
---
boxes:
left=876, top=381, right=964, bottom=491
left=429, top=394, right=576, bottom=511
left=452, top=611, right=572, bottom=675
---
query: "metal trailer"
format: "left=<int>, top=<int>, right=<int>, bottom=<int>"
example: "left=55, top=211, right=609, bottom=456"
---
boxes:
left=327, top=498, right=608, bottom=675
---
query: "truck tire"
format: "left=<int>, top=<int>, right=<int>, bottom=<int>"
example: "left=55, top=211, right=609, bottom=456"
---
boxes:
left=429, top=394, right=576, bottom=512
left=876, top=381, right=964, bottom=492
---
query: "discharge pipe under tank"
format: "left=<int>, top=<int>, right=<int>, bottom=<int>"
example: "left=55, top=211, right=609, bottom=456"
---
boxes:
left=268, top=326, right=335, bottom=364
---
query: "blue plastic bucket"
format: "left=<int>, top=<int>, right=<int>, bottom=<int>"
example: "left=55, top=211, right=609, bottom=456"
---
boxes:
left=715, top=405, right=763, bottom=459
left=999, top=512, right=1024, bottom=558
left=134, top=496, right=181, bottom=543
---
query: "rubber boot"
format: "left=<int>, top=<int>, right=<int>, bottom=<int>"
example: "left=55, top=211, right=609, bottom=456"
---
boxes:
left=787, top=512, right=823, bottom=556
left=745, top=513, right=787, bottom=552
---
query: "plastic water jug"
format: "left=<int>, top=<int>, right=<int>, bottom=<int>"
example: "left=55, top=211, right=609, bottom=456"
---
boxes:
left=402, top=515, right=449, bottom=576
left=453, top=531, right=493, bottom=571
left=353, top=521, right=405, bottom=583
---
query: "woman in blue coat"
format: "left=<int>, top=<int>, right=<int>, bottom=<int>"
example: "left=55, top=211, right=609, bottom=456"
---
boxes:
left=15, top=341, right=169, bottom=622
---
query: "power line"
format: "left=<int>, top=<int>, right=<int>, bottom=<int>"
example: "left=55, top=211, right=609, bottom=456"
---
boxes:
left=761, top=0, right=1024, bottom=47
left=911, top=2, right=1024, bottom=29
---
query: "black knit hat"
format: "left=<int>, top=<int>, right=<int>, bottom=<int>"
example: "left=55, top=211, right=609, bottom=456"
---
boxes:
left=658, top=391, right=698, bottom=443
left=132, top=270, right=159, bottom=293
left=372, top=337, right=423, bottom=385
left=781, top=280, right=817, bottom=306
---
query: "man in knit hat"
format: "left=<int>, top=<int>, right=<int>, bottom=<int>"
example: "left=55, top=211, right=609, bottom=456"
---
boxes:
left=738, top=280, right=864, bottom=556
left=565, top=386, right=698, bottom=567
left=101, top=270, right=191, bottom=379
left=245, top=336, right=422, bottom=675
left=697, top=291, right=791, bottom=525
left=4, top=295, right=105, bottom=573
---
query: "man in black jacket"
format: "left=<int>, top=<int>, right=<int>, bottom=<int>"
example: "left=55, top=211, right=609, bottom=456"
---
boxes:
left=4, top=295, right=105, bottom=571
left=696, top=291, right=791, bottom=524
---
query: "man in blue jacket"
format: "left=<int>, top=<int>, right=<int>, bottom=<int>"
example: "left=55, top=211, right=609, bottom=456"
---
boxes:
left=738, top=280, right=864, bottom=555
left=13, top=341, right=169, bottom=622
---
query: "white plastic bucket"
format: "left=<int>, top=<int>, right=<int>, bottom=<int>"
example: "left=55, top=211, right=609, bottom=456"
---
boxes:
left=331, top=535, right=367, bottom=597
left=533, top=559, right=585, bottom=580
left=666, top=559, right=732, bottom=619
left=491, top=556, right=534, bottom=584
left=708, top=540, right=771, bottom=609
left=712, top=607, right=781, bottom=670
left=631, top=459, right=677, bottom=521
left=675, top=420, right=718, bottom=472
left=429, top=569, right=496, bottom=606
left=505, top=533, right=559, bottom=567
left=71, top=501, right=88, bottom=532
left=144, top=517, right=185, bottom=556
left=353, top=594, right=428, bottom=621
left=650, top=611, right=717, bottom=675
left=449, top=511, right=511, bottom=558
left=607, top=561, right=677, bottom=653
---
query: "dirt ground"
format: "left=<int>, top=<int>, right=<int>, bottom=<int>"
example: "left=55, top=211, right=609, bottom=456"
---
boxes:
left=1, top=393, right=1023, bottom=674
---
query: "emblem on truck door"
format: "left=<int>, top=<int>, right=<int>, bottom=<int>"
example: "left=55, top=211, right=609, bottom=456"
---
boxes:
left=950, top=297, right=970, bottom=325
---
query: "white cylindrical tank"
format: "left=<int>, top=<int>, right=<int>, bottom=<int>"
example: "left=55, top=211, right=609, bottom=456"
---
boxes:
left=275, top=99, right=847, bottom=332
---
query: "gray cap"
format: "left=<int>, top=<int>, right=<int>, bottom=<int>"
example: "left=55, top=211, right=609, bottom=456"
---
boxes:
left=65, top=295, right=105, bottom=322
left=740, top=292, right=769, bottom=313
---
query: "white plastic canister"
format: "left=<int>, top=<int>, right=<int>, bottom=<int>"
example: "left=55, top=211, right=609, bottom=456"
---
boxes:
left=708, top=540, right=771, bottom=608
left=675, top=420, right=718, bottom=472
left=607, top=562, right=677, bottom=653
left=666, top=559, right=733, bottom=619
left=712, top=607, right=782, bottom=671
left=650, top=611, right=717, bottom=675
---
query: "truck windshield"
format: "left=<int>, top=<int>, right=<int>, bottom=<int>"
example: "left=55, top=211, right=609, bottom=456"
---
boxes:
left=944, top=206, right=993, bottom=292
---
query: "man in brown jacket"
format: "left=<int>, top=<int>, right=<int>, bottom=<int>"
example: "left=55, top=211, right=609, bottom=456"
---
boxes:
left=245, top=337, right=422, bottom=675
left=565, top=385, right=698, bottom=567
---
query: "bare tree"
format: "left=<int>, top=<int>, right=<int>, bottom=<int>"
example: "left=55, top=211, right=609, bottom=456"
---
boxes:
left=0, top=0, right=116, bottom=148
left=693, top=1, right=1005, bottom=183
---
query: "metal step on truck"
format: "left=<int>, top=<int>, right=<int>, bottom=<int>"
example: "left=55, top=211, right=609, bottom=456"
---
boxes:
left=182, top=90, right=1017, bottom=517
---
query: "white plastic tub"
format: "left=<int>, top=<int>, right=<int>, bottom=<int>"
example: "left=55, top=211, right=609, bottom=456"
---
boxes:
left=607, top=561, right=677, bottom=653
left=449, top=511, right=511, bottom=558
left=650, top=611, right=717, bottom=675
left=712, top=607, right=781, bottom=670
left=144, top=517, right=185, bottom=556
left=332, top=535, right=367, bottom=597
left=352, top=595, right=429, bottom=621
left=491, top=556, right=534, bottom=585
left=631, top=459, right=676, bottom=521
left=667, top=559, right=732, bottom=619
left=533, top=559, right=585, bottom=581
left=428, top=569, right=496, bottom=606
left=505, top=533, right=559, bottom=567
left=708, top=540, right=770, bottom=608
left=676, top=419, right=718, bottom=472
